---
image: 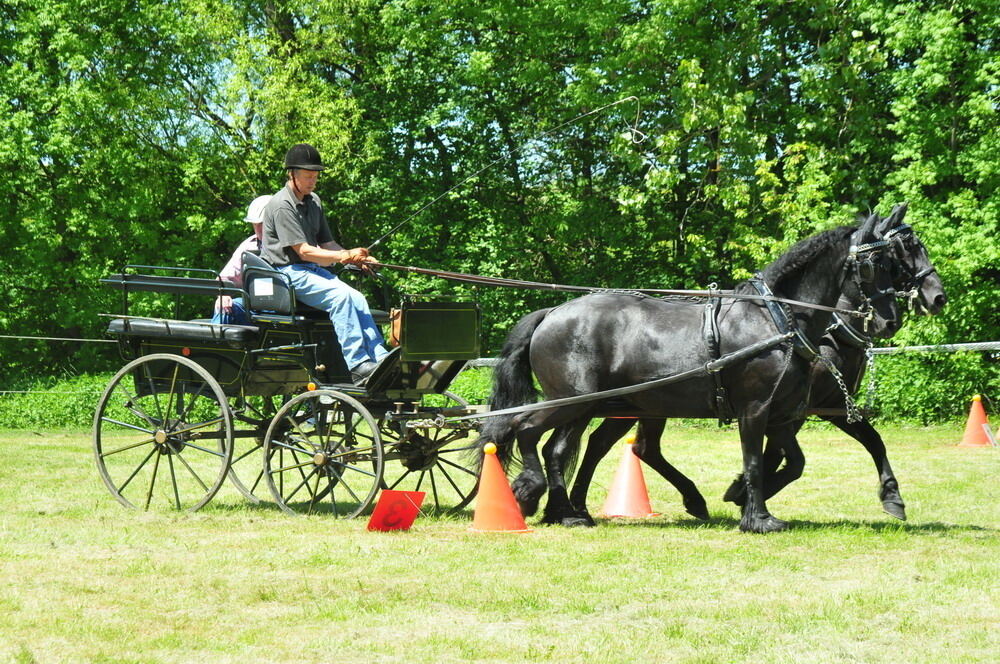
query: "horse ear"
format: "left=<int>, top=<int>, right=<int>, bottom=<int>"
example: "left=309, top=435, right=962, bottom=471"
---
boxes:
left=859, top=212, right=879, bottom=240
left=888, top=202, right=909, bottom=224
left=875, top=212, right=893, bottom=237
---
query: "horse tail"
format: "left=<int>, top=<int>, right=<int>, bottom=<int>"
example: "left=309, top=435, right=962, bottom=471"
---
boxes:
left=478, top=307, right=552, bottom=468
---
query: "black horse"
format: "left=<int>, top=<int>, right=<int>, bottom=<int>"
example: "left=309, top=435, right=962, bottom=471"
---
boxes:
left=556, top=205, right=947, bottom=525
left=480, top=216, right=900, bottom=533
left=720, top=205, right=946, bottom=518
left=564, top=205, right=947, bottom=525
left=557, top=205, right=946, bottom=526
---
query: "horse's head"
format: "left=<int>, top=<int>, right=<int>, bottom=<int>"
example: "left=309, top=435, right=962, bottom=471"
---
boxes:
left=876, top=203, right=947, bottom=315
left=844, top=213, right=901, bottom=338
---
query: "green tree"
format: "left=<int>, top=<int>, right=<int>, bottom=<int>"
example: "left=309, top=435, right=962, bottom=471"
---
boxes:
left=1, top=0, right=996, bottom=420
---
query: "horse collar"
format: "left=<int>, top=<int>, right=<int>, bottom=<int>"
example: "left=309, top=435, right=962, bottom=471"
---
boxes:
left=749, top=275, right=819, bottom=360
left=826, top=312, right=870, bottom=349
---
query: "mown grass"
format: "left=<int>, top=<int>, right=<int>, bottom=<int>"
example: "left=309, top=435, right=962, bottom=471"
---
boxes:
left=1, top=424, right=997, bottom=663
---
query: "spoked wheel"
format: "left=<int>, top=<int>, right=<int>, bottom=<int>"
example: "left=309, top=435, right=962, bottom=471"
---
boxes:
left=380, top=391, right=481, bottom=513
left=226, top=394, right=284, bottom=504
left=263, top=390, right=383, bottom=517
left=93, top=353, right=234, bottom=511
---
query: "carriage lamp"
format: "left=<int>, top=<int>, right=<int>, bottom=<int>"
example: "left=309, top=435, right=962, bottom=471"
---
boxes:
left=306, top=382, right=317, bottom=391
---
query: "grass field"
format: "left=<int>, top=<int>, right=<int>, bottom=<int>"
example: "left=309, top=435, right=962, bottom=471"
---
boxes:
left=1, top=424, right=997, bottom=663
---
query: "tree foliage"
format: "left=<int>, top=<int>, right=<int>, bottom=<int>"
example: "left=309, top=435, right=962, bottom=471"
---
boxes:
left=1, top=0, right=997, bottom=419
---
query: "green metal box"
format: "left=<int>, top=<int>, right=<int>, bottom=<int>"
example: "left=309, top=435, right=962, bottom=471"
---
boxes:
left=399, top=301, right=481, bottom=362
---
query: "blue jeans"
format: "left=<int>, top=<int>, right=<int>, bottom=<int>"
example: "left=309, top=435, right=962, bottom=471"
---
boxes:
left=278, top=263, right=388, bottom=369
left=211, top=297, right=251, bottom=325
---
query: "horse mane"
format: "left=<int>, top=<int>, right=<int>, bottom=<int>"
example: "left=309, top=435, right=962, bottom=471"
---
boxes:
left=758, top=225, right=856, bottom=284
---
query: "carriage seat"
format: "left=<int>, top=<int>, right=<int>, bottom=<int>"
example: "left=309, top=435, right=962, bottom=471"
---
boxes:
left=107, top=318, right=259, bottom=347
left=241, top=252, right=389, bottom=324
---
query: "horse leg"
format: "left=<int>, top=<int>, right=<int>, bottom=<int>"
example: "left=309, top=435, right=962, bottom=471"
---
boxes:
left=760, top=423, right=806, bottom=501
left=737, top=414, right=788, bottom=533
left=510, top=406, right=590, bottom=517
left=723, top=424, right=799, bottom=506
left=540, top=419, right=591, bottom=526
left=824, top=415, right=906, bottom=520
left=568, top=418, right=636, bottom=524
left=632, top=419, right=709, bottom=520
left=510, top=425, right=547, bottom=517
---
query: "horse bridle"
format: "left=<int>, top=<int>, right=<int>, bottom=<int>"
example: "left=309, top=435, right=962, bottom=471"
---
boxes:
left=844, top=227, right=897, bottom=331
left=747, top=229, right=892, bottom=358
left=883, top=223, right=938, bottom=313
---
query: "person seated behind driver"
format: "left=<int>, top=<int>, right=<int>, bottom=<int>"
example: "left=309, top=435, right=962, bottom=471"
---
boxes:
left=211, top=195, right=271, bottom=325
left=261, top=143, right=390, bottom=384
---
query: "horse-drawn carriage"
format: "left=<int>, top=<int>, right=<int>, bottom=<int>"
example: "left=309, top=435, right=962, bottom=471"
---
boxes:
left=93, top=205, right=945, bottom=533
left=94, top=254, right=485, bottom=517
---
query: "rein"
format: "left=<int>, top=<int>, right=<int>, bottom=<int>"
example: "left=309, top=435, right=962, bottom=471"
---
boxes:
left=446, top=227, right=891, bottom=425
left=371, top=262, right=873, bottom=319
left=449, top=332, right=796, bottom=422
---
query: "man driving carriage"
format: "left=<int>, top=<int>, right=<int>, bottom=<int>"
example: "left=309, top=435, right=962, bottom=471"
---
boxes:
left=261, top=143, right=392, bottom=384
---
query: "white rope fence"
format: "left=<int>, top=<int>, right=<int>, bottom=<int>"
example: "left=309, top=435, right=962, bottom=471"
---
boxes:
left=2, top=334, right=997, bottom=396
left=868, top=340, right=1000, bottom=355
left=466, top=341, right=1000, bottom=366
left=0, top=334, right=116, bottom=344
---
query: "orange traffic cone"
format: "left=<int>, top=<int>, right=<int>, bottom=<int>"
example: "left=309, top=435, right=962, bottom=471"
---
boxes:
left=599, top=437, right=660, bottom=518
left=470, top=443, right=531, bottom=533
left=959, top=395, right=992, bottom=448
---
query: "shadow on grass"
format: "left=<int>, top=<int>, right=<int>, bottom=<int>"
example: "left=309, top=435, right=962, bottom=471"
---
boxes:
left=201, top=499, right=997, bottom=535
left=203, top=499, right=479, bottom=522
left=780, top=518, right=998, bottom=534
left=591, top=513, right=998, bottom=535
left=201, top=499, right=285, bottom=515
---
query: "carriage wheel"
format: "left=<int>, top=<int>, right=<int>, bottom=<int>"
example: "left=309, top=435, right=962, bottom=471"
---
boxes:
left=379, top=391, right=480, bottom=514
left=263, top=390, right=383, bottom=517
left=93, top=353, right=234, bottom=511
left=225, top=394, right=284, bottom=504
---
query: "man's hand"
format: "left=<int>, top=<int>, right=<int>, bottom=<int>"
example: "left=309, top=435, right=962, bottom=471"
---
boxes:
left=342, top=247, right=379, bottom=275
left=343, top=247, right=375, bottom=265
left=217, top=295, right=233, bottom=313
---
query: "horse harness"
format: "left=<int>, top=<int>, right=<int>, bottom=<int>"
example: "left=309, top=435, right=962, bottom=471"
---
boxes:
left=452, top=226, right=898, bottom=425
left=700, top=276, right=841, bottom=426
left=700, top=228, right=891, bottom=425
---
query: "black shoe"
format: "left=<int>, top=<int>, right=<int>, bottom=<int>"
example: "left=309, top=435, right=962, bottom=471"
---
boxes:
left=350, top=360, right=378, bottom=384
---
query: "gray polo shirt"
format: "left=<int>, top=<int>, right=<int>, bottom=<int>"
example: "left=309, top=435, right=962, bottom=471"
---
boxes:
left=261, top=183, right=335, bottom=267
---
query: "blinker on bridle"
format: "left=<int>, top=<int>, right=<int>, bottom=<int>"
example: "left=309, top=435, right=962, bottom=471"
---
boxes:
left=882, top=223, right=939, bottom=312
left=845, top=234, right=893, bottom=331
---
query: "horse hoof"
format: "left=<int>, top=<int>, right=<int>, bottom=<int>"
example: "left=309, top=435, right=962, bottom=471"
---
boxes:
left=511, top=480, right=541, bottom=516
left=740, top=514, right=789, bottom=534
left=517, top=497, right=540, bottom=517
left=882, top=501, right=907, bottom=521
left=684, top=497, right=710, bottom=521
left=562, top=516, right=595, bottom=527
left=722, top=476, right=747, bottom=506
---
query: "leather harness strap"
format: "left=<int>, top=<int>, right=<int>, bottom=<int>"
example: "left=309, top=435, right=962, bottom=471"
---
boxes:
left=702, top=297, right=733, bottom=424
left=826, top=313, right=870, bottom=350
left=749, top=276, right=820, bottom=361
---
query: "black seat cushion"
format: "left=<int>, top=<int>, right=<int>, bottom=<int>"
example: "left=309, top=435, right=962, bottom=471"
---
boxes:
left=107, top=318, right=259, bottom=344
